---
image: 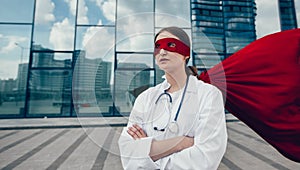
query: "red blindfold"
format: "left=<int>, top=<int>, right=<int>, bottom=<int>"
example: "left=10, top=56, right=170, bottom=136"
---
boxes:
left=154, top=38, right=190, bottom=57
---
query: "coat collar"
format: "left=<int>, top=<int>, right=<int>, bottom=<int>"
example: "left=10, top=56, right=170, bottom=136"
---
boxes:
left=160, top=75, right=198, bottom=94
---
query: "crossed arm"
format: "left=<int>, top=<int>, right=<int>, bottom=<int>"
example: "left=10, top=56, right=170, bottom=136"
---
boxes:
left=127, top=124, right=194, bottom=161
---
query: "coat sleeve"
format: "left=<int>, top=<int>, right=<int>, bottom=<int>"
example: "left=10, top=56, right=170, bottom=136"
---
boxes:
left=118, top=91, right=160, bottom=170
left=164, top=86, right=227, bottom=170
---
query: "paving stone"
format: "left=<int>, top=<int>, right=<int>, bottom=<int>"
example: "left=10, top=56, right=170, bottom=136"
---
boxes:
left=0, top=115, right=299, bottom=169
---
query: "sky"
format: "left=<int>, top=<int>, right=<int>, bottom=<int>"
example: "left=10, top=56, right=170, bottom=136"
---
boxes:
left=0, top=0, right=299, bottom=80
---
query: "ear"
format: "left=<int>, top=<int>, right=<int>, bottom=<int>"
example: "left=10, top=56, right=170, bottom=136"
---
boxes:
left=185, top=56, right=190, bottom=64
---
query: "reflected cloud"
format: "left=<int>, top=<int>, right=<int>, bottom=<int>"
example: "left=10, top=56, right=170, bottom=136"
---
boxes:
left=49, top=18, right=74, bottom=50
left=116, top=13, right=153, bottom=51
left=82, top=24, right=114, bottom=60
left=155, top=14, right=190, bottom=28
left=155, top=0, right=190, bottom=27
left=66, top=0, right=89, bottom=24
left=35, top=0, right=56, bottom=24
left=0, top=35, right=27, bottom=54
left=115, top=0, right=153, bottom=17
left=92, top=0, right=116, bottom=22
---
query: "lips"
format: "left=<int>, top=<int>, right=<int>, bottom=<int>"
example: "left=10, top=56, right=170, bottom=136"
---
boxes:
left=159, top=58, right=170, bottom=62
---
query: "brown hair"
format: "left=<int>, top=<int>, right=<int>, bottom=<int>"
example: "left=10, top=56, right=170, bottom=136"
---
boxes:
left=155, top=26, right=190, bottom=49
left=188, top=66, right=198, bottom=76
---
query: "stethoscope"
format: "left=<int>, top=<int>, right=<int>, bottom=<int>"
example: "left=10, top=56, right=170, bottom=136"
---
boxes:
left=153, top=75, right=189, bottom=133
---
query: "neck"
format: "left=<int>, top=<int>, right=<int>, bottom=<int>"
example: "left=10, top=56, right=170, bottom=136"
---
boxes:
left=165, top=69, right=188, bottom=93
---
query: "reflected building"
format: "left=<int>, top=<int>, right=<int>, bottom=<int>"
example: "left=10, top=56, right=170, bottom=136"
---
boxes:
left=16, top=63, right=28, bottom=92
left=73, top=50, right=112, bottom=109
left=0, top=0, right=298, bottom=118
left=30, top=45, right=72, bottom=93
left=0, top=79, right=16, bottom=102
left=115, top=63, right=151, bottom=114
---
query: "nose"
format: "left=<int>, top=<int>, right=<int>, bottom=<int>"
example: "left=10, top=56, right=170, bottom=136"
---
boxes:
left=159, top=48, right=167, bottom=55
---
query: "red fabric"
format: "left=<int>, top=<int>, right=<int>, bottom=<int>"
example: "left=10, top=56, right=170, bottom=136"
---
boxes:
left=154, top=38, right=190, bottom=56
left=199, top=28, right=300, bottom=162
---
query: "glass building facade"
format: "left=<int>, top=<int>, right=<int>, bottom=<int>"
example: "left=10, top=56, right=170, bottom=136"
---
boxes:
left=278, top=0, right=298, bottom=30
left=0, top=0, right=298, bottom=118
left=191, top=0, right=256, bottom=68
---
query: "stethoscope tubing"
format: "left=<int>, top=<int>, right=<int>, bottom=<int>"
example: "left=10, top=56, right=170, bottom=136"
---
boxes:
left=153, top=75, right=190, bottom=131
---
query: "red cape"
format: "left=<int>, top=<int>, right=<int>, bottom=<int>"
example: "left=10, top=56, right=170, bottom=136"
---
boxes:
left=199, top=28, right=300, bottom=162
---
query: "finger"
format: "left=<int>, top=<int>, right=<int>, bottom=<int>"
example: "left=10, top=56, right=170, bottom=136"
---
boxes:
left=133, top=124, right=147, bottom=137
left=128, top=126, right=145, bottom=139
left=127, top=128, right=139, bottom=139
left=131, top=125, right=144, bottom=138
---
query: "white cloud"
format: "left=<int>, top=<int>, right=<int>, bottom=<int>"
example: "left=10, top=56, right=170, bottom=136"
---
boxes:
left=49, top=18, right=74, bottom=50
left=92, top=0, right=116, bottom=22
left=155, top=0, right=190, bottom=27
left=65, top=0, right=89, bottom=24
left=295, top=0, right=300, bottom=27
left=0, top=35, right=27, bottom=54
left=91, top=0, right=105, bottom=5
left=101, top=0, right=116, bottom=22
left=65, top=0, right=77, bottom=16
left=35, top=0, right=55, bottom=24
left=255, top=0, right=281, bottom=38
left=116, top=13, right=153, bottom=51
left=88, top=1, right=153, bottom=52
left=82, top=21, right=114, bottom=59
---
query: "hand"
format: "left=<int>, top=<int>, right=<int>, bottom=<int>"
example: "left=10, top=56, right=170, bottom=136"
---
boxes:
left=176, top=136, right=194, bottom=152
left=149, top=136, right=194, bottom=161
left=127, top=124, right=147, bottom=139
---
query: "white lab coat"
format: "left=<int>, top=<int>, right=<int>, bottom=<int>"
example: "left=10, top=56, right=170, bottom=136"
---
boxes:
left=118, top=75, right=227, bottom=170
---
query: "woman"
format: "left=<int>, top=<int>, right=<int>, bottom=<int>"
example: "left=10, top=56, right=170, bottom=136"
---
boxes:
left=118, top=27, right=227, bottom=170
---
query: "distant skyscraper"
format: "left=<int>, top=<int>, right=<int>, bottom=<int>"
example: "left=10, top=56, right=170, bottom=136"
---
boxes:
left=278, top=0, right=298, bottom=30
left=191, top=0, right=256, bottom=69
left=16, top=63, right=28, bottom=91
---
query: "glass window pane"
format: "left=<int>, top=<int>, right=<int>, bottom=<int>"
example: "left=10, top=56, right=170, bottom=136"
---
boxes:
left=118, top=0, right=153, bottom=15
left=0, top=25, right=31, bottom=116
left=117, top=54, right=153, bottom=69
left=76, top=26, right=115, bottom=60
left=74, top=26, right=115, bottom=116
left=33, top=0, right=76, bottom=51
left=73, top=52, right=114, bottom=116
left=77, top=0, right=116, bottom=25
left=194, top=54, right=224, bottom=69
left=226, top=38, right=252, bottom=54
left=116, top=0, right=154, bottom=51
left=116, top=13, right=154, bottom=52
left=32, top=52, right=72, bottom=68
left=0, top=0, right=34, bottom=23
left=155, top=0, right=191, bottom=27
left=192, top=28, right=222, bottom=54
left=155, top=65, right=165, bottom=84
left=27, top=69, right=72, bottom=116
left=116, top=32, right=154, bottom=52
left=114, top=69, right=153, bottom=115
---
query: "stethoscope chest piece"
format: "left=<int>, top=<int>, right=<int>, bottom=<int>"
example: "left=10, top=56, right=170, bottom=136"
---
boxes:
left=168, top=121, right=179, bottom=133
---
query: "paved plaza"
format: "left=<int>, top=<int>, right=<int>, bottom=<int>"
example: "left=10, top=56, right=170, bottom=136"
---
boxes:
left=0, top=114, right=299, bottom=170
